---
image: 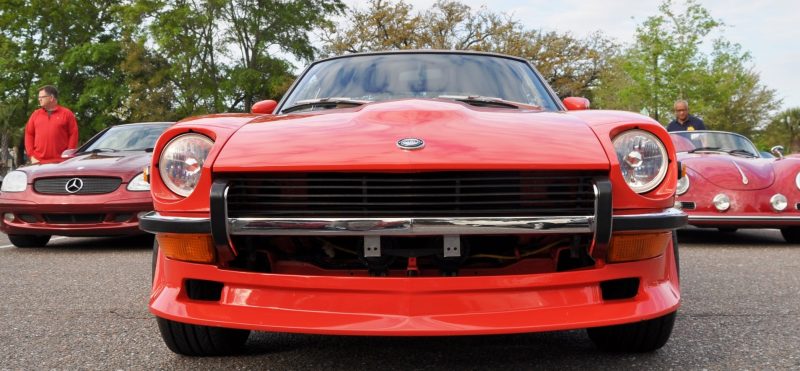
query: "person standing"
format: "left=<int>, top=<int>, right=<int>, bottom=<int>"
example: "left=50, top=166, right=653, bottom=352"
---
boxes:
left=24, top=85, right=78, bottom=164
left=666, top=99, right=706, bottom=132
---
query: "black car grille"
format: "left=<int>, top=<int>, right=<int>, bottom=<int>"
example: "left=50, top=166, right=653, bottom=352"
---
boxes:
left=34, top=177, right=122, bottom=195
left=224, top=171, right=602, bottom=218
left=43, top=214, right=105, bottom=224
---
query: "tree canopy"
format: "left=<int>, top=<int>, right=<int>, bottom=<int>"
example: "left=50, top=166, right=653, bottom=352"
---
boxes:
left=0, top=0, right=795, bottom=175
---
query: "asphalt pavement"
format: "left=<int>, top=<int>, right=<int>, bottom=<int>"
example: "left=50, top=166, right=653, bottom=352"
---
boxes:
left=0, top=228, right=798, bottom=369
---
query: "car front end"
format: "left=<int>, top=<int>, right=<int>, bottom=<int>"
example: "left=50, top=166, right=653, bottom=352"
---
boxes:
left=141, top=51, right=686, bottom=355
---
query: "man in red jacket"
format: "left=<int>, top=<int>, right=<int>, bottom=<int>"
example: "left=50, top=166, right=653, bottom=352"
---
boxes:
left=24, top=85, right=79, bottom=164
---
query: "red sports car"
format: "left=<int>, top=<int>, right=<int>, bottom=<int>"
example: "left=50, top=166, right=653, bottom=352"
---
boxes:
left=671, top=130, right=800, bottom=241
left=0, top=122, right=172, bottom=247
left=140, top=51, right=685, bottom=355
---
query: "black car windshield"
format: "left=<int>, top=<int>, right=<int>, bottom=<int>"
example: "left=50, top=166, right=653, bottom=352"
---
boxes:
left=83, top=123, right=172, bottom=152
left=670, top=131, right=759, bottom=157
left=279, top=53, right=560, bottom=113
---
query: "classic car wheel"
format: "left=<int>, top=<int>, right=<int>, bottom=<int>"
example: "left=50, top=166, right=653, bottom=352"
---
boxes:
left=587, top=238, right=679, bottom=352
left=8, top=234, right=51, bottom=248
left=586, top=311, right=677, bottom=352
left=151, top=239, right=250, bottom=356
left=156, top=317, right=250, bottom=356
left=780, top=227, right=800, bottom=243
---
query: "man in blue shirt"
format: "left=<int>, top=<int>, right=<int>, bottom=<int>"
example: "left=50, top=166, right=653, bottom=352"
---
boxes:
left=666, top=100, right=706, bottom=132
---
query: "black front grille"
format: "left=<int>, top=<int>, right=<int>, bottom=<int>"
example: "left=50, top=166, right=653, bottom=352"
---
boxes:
left=224, top=171, right=602, bottom=218
left=43, top=214, right=105, bottom=224
left=34, top=177, right=121, bottom=195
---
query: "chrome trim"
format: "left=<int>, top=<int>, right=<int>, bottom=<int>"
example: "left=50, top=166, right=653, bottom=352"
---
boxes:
left=139, top=211, right=211, bottom=234
left=228, top=216, right=594, bottom=236
left=613, top=208, right=686, bottom=230
left=731, top=160, right=749, bottom=185
left=689, top=215, right=800, bottom=222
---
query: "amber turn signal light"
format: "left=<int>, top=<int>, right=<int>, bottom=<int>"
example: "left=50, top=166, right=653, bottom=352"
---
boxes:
left=156, top=233, right=215, bottom=264
left=142, top=166, right=150, bottom=183
left=607, top=232, right=671, bottom=263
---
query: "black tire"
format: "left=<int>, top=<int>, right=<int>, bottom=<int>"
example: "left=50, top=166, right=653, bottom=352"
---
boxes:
left=151, top=238, right=158, bottom=283
left=587, top=311, right=677, bottom=352
left=8, top=234, right=51, bottom=248
left=672, top=232, right=680, bottom=279
left=156, top=317, right=250, bottom=356
left=780, top=227, right=800, bottom=243
left=717, top=227, right=738, bottom=233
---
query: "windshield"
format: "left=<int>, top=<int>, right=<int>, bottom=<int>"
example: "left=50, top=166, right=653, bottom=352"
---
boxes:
left=83, top=123, right=172, bottom=152
left=670, top=131, right=759, bottom=157
left=279, top=53, right=560, bottom=113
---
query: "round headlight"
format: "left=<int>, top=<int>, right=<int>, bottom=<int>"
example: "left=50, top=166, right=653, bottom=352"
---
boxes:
left=713, top=193, right=730, bottom=211
left=0, top=170, right=28, bottom=192
left=158, top=134, right=214, bottom=197
left=676, top=174, right=690, bottom=195
left=795, top=173, right=800, bottom=190
left=770, top=194, right=788, bottom=212
left=126, top=172, right=150, bottom=191
left=613, top=130, right=668, bottom=193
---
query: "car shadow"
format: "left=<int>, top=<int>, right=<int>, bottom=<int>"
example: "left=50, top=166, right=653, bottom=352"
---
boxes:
left=30, top=234, right=154, bottom=252
left=233, top=330, right=670, bottom=369
left=676, top=226, right=787, bottom=246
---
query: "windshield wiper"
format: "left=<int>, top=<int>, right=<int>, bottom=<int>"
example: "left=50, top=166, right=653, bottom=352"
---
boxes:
left=282, top=97, right=372, bottom=113
left=89, top=148, right=119, bottom=153
left=437, top=95, right=537, bottom=109
left=688, top=146, right=721, bottom=153
left=726, top=149, right=757, bottom=157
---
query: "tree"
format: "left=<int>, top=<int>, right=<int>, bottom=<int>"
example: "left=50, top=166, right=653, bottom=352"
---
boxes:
left=755, top=108, right=800, bottom=153
left=593, top=0, right=778, bottom=133
left=222, top=0, right=345, bottom=111
left=321, top=0, right=617, bottom=99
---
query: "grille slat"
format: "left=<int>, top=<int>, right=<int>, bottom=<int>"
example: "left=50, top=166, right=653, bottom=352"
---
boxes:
left=34, top=177, right=122, bottom=195
left=225, top=171, right=601, bottom=218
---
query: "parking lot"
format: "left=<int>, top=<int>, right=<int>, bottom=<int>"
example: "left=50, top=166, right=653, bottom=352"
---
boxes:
left=1, top=228, right=799, bottom=369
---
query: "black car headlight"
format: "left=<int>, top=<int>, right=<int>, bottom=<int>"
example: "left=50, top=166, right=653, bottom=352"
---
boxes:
left=158, top=133, right=214, bottom=197
left=613, top=129, right=668, bottom=194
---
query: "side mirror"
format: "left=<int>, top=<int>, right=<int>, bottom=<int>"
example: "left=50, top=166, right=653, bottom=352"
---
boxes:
left=251, top=100, right=278, bottom=114
left=771, top=145, right=785, bottom=159
left=562, top=97, right=590, bottom=111
left=61, top=149, right=78, bottom=159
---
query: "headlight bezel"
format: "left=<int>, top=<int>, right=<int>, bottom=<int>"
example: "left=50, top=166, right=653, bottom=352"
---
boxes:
left=0, top=170, right=28, bottom=192
left=612, top=129, right=669, bottom=194
left=158, top=133, right=214, bottom=197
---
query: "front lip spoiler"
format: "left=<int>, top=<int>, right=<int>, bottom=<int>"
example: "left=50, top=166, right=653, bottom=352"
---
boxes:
left=138, top=208, right=687, bottom=235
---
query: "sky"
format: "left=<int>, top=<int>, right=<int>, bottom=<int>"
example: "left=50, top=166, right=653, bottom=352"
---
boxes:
left=341, top=0, right=800, bottom=111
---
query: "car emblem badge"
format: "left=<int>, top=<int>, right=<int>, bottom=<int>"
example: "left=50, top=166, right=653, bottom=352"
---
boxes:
left=65, top=178, right=84, bottom=193
left=397, top=138, right=425, bottom=150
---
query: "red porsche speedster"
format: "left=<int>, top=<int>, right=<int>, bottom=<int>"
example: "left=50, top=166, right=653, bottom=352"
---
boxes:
left=671, top=130, right=800, bottom=242
left=140, top=51, right=685, bottom=355
left=0, top=122, right=172, bottom=247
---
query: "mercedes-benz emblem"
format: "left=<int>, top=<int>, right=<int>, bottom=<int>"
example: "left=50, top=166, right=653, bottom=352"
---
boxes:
left=65, top=178, right=84, bottom=194
left=397, top=138, right=425, bottom=150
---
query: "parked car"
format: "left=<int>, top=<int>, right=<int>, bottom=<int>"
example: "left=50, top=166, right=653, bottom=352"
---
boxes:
left=671, top=130, right=800, bottom=241
left=0, top=122, right=173, bottom=247
left=140, top=50, right=685, bottom=356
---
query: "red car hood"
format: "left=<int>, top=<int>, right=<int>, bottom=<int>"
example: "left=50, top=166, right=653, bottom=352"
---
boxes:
left=680, top=154, right=775, bottom=190
left=21, top=152, right=151, bottom=181
left=213, top=99, right=611, bottom=172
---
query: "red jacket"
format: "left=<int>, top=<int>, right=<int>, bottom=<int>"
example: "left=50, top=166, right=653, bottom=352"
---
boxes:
left=24, top=105, right=79, bottom=164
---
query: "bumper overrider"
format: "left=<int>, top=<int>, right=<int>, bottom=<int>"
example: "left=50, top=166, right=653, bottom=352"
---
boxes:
left=141, top=178, right=687, bottom=335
